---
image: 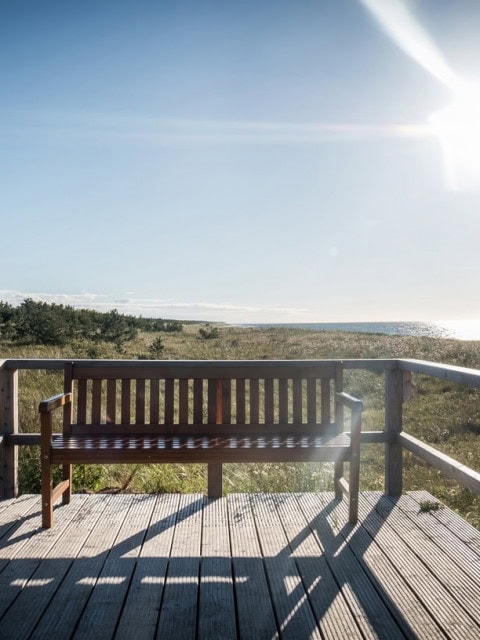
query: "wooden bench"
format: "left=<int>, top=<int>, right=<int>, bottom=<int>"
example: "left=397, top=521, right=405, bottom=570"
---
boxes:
left=39, top=360, right=363, bottom=528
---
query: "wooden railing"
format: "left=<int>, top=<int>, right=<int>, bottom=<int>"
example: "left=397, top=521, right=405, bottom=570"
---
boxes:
left=1, top=357, right=479, bottom=499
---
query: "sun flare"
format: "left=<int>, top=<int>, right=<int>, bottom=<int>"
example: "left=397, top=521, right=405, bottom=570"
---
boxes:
left=429, top=84, right=480, bottom=190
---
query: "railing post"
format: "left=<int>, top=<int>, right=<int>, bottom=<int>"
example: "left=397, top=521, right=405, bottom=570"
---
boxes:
left=0, top=367, right=19, bottom=498
left=385, top=367, right=404, bottom=496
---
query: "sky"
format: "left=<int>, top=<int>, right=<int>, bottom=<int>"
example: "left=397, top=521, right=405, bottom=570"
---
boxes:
left=2, top=0, right=480, bottom=323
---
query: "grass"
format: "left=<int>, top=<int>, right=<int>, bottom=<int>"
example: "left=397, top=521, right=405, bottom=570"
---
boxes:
left=2, top=323, right=480, bottom=527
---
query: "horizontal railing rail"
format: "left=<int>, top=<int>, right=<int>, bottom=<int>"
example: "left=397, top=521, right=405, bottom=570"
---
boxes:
left=1, top=357, right=479, bottom=500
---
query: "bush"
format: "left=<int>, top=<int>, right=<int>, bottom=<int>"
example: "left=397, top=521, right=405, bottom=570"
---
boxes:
left=198, top=325, right=220, bottom=340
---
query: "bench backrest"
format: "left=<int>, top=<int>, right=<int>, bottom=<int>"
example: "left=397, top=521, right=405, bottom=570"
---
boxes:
left=62, top=361, right=344, bottom=435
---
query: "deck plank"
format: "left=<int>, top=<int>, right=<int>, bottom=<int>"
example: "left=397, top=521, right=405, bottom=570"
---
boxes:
left=155, top=494, right=203, bottom=640
left=252, top=493, right=322, bottom=640
left=73, top=494, right=156, bottom=640
left=297, top=493, right=406, bottom=640
left=198, top=498, right=237, bottom=640
left=361, top=492, right=480, bottom=638
left=406, top=490, right=480, bottom=556
left=273, top=494, right=364, bottom=640
left=380, top=492, right=480, bottom=585
left=115, top=493, right=180, bottom=640
left=0, top=492, right=477, bottom=640
left=30, top=495, right=133, bottom=640
left=228, top=493, right=279, bottom=640
left=323, top=493, right=448, bottom=639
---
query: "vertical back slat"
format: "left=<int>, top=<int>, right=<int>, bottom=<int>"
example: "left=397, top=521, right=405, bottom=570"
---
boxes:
left=321, top=379, right=331, bottom=425
left=222, top=379, right=231, bottom=424
left=278, top=378, right=289, bottom=423
left=106, top=379, right=116, bottom=424
left=293, top=378, right=302, bottom=423
left=193, top=379, right=203, bottom=423
left=208, top=379, right=217, bottom=425
left=335, top=365, right=344, bottom=433
left=91, top=379, right=102, bottom=424
left=264, top=378, right=274, bottom=424
left=236, top=379, right=246, bottom=424
left=135, top=379, right=145, bottom=424
left=121, top=379, right=131, bottom=424
left=179, top=379, right=189, bottom=424
left=63, top=363, right=74, bottom=433
left=249, top=379, right=259, bottom=424
left=150, top=378, right=159, bottom=424
left=307, top=378, right=317, bottom=424
left=165, top=379, right=174, bottom=425
left=77, top=379, right=87, bottom=425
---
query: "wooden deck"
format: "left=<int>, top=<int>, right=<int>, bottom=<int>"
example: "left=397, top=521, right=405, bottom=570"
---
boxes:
left=0, top=492, right=478, bottom=639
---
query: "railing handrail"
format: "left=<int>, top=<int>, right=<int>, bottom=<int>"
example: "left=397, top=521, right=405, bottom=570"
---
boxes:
left=1, top=356, right=480, bottom=501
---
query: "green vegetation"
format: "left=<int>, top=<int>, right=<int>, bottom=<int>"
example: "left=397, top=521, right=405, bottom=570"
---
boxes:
left=1, top=301, right=479, bottom=527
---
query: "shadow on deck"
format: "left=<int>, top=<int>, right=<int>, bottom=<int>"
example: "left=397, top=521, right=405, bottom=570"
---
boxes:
left=0, top=491, right=479, bottom=640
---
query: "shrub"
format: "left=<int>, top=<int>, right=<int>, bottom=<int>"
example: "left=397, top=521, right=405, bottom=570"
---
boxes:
left=198, top=325, right=220, bottom=340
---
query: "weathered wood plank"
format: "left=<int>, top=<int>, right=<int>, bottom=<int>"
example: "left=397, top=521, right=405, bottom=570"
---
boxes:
left=297, top=493, right=405, bottom=640
left=274, top=494, right=364, bottom=640
left=31, top=496, right=132, bottom=640
left=399, top=432, right=480, bottom=495
left=321, top=493, right=448, bottom=639
left=0, top=368, right=19, bottom=498
left=379, top=492, right=480, bottom=585
left=115, top=494, right=180, bottom=640
left=407, top=490, right=480, bottom=555
left=156, top=494, right=203, bottom=640
left=198, top=498, right=236, bottom=639
left=70, top=495, right=152, bottom=640
left=252, top=494, right=322, bottom=639
left=361, top=492, right=480, bottom=637
left=227, top=494, right=279, bottom=640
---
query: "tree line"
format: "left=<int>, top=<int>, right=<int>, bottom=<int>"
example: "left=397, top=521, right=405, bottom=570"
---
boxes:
left=0, top=299, right=182, bottom=347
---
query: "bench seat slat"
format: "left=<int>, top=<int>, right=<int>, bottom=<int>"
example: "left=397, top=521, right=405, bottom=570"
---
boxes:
left=51, top=433, right=351, bottom=464
left=68, top=422, right=338, bottom=436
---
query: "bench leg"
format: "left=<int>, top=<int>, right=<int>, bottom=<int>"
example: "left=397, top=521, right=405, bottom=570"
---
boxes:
left=334, top=461, right=343, bottom=499
left=41, top=457, right=53, bottom=529
left=207, top=463, right=223, bottom=499
left=348, top=453, right=360, bottom=526
left=62, top=464, right=72, bottom=504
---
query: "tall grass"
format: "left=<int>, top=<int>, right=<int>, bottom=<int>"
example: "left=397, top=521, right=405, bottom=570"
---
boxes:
left=2, top=324, right=480, bottom=527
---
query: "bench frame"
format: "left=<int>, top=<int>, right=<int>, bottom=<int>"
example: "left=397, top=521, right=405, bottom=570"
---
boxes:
left=39, top=360, right=363, bottom=528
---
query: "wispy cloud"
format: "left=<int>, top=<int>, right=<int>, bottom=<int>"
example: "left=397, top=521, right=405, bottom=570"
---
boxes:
left=0, top=289, right=308, bottom=322
left=1, top=109, right=431, bottom=146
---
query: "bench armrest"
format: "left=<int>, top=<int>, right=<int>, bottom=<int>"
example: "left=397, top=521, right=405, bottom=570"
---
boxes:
left=39, top=392, right=72, bottom=414
left=336, top=391, right=363, bottom=441
left=336, top=392, right=363, bottom=412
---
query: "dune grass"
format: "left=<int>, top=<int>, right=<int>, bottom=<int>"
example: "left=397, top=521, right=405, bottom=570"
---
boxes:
left=3, top=323, right=480, bottom=527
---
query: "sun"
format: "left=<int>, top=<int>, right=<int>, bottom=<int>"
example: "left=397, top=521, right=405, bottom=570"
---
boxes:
left=429, top=83, right=480, bottom=190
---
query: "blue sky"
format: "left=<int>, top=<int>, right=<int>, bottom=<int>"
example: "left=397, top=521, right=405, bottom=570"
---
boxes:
left=2, top=0, right=480, bottom=323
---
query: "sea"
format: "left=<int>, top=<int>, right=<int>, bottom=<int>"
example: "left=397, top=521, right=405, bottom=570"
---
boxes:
left=242, top=321, right=480, bottom=341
